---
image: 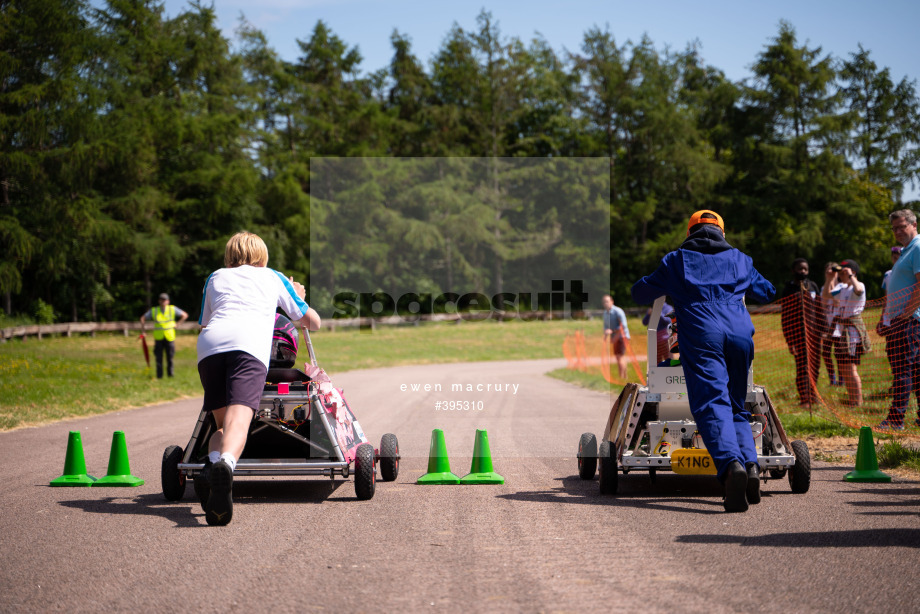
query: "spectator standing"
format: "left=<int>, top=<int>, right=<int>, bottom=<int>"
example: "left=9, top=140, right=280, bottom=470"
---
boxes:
left=819, top=262, right=844, bottom=387
left=602, top=294, right=630, bottom=380
left=825, top=259, right=867, bottom=406
left=882, top=246, right=901, bottom=292
left=879, top=210, right=920, bottom=429
left=781, top=259, right=820, bottom=407
left=140, top=293, right=188, bottom=379
left=879, top=245, right=919, bottom=407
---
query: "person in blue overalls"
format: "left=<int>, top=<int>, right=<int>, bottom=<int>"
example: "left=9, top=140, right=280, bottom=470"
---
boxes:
left=631, top=210, right=776, bottom=512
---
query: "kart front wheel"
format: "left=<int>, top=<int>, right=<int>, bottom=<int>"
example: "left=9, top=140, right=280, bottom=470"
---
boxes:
left=598, top=440, right=618, bottom=495
left=161, top=445, right=186, bottom=501
left=577, top=433, right=597, bottom=480
left=354, top=443, right=376, bottom=500
left=789, top=440, right=811, bottom=494
left=379, top=433, right=399, bottom=482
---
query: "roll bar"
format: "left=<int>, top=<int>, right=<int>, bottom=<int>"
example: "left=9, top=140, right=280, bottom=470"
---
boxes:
left=647, top=296, right=666, bottom=377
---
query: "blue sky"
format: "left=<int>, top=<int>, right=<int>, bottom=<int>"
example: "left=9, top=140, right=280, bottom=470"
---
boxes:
left=158, top=0, right=919, bottom=198
left=159, top=0, right=919, bottom=84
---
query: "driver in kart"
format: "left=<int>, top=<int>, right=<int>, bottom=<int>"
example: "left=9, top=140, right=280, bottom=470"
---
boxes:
left=197, top=231, right=321, bottom=526
left=631, top=211, right=775, bottom=513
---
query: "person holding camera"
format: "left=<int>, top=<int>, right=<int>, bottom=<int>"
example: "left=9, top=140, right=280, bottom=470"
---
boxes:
left=819, top=262, right=845, bottom=387
left=823, top=259, right=867, bottom=407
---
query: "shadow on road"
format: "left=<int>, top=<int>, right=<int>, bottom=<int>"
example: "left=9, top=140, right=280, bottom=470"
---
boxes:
left=59, top=494, right=204, bottom=528
left=675, top=528, right=920, bottom=547
left=844, top=491, right=920, bottom=516
left=847, top=499, right=920, bottom=507
left=840, top=487, right=920, bottom=496
left=495, top=474, right=732, bottom=515
left=57, top=479, right=347, bottom=527
left=232, top=478, right=345, bottom=503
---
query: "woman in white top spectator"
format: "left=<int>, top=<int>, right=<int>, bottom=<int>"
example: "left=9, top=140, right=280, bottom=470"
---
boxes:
left=823, top=259, right=866, bottom=406
left=819, top=262, right=845, bottom=387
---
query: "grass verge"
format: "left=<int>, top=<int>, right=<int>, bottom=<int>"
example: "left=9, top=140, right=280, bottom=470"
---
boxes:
left=877, top=440, right=920, bottom=473
left=545, top=367, right=621, bottom=395
left=776, top=411, right=865, bottom=439
left=0, top=318, right=593, bottom=430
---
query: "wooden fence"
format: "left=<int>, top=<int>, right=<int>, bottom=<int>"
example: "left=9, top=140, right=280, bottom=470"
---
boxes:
left=1, top=305, right=783, bottom=343
left=1, top=309, right=617, bottom=342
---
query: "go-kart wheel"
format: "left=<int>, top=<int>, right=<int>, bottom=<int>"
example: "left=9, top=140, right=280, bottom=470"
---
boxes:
left=768, top=468, right=787, bottom=479
left=789, top=440, right=811, bottom=494
left=161, top=445, right=186, bottom=501
left=577, top=433, right=597, bottom=480
left=598, top=440, right=618, bottom=495
left=354, top=443, right=376, bottom=500
left=379, top=433, right=399, bottom=482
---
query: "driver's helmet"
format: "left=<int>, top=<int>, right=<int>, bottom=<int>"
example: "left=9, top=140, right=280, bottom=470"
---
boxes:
left=270, top=313, right=298, bottom=368
left=667, top=313, right=679, bottom=353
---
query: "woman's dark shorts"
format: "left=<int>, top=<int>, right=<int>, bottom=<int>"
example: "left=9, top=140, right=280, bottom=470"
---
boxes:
left=198, top=351, right=268, bottom=412
left=834, top=338, right=862, bottom=366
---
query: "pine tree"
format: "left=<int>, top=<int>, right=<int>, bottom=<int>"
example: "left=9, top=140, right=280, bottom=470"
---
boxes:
left=841, top=45, right=920, bottom=201
left=0, top=0, right=102, bottom=317
left=729, top=22, right=859, bottom=283
left=384, top=31, right=433, bottom=156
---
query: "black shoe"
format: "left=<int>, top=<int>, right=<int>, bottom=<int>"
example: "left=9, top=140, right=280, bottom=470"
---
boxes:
left=194, top=459, right=212, bottom=508
left=205, top=460, right=233, bottom=526
left=746, top=463, right=761, bottom=505
left=877, top=417, right=905, bottom=431
left=722, top=461, right=749, bottom=513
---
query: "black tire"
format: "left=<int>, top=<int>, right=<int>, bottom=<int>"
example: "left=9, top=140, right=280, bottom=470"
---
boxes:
left=161, top=445, right=186, bottom=501
left=768, top=468, right=787, bottom=479
left=598, top=440, right=618, bottom=495
left=789, top=440, right=811, bottom=494
left=354, top=443, right=376, bottom=500
left=378, top=433, right=399, bottom=482
left=577, top=433, right=598, bottom=480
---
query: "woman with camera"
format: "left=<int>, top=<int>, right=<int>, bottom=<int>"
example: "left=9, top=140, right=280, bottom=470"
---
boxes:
left=822, top=259, right=867, bottom=406
left=818, top=262, right=844, bottom=387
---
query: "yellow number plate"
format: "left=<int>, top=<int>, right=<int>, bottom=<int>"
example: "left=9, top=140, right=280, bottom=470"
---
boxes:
left=671, top=448, right=717, bottom=475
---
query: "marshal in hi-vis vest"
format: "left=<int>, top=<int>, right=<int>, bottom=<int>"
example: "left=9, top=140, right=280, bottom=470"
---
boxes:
left=152, top=305, right=177, bottom=341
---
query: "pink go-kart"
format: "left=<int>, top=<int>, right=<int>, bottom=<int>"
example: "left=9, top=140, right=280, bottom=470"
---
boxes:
left=161, top=317, right=399, bottom=502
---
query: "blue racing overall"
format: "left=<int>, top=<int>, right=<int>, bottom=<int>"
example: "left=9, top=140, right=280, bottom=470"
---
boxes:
left=631, top=225, right=776, bottom=480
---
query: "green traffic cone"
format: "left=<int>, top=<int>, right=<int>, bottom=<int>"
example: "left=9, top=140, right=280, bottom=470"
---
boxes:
left=460, top=429, right=504, bottom=484
left=844, top=426, right=892, bottom=483
left=93, top=431, right=144, bottom=487
left=50, top=431, right=97, bottom=487
left=417, top=429, right=460, bottom=485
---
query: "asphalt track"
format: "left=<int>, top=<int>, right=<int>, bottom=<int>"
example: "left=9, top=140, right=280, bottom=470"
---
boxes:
left=1, top=358, right=919, bottom=613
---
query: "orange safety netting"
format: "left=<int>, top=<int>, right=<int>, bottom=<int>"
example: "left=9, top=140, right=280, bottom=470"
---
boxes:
left=563, top=325, right=647, bottom=386
left=564, top=284, right=920, bottom=434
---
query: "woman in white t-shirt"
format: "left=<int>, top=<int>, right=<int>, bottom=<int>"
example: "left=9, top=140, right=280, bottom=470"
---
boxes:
left=196, top=231, right=321, bottom=525
left=823, top=259, right=866, bottom=407
left=819, top=262, right=845, bottom=387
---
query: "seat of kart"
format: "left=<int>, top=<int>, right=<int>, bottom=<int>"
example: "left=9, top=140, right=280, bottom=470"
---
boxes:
left=266, top=368, right=311, bottom=384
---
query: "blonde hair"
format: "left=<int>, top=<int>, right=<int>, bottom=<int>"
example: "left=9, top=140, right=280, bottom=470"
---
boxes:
left=224, top=231, right=269, bottom=268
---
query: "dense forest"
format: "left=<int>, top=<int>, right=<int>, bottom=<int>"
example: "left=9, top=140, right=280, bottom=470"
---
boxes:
left=2, top=0, right=919, bottom=323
